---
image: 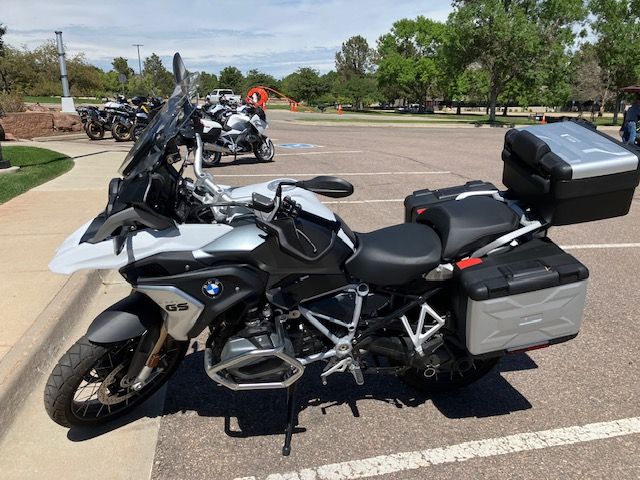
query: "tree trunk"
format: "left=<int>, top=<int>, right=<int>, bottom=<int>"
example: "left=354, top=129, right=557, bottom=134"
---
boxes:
left=613, top=94, right=621, bottom=126
left=488, top=84, right=499, bottom=123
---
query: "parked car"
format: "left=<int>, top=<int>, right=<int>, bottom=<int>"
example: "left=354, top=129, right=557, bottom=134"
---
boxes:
left=205, top=89, right=242, bottom=105
left=395, top=104, right=434, bottom=114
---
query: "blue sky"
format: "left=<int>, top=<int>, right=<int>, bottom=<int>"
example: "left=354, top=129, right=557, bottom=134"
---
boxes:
left=2, top=0, right=453, bottom=78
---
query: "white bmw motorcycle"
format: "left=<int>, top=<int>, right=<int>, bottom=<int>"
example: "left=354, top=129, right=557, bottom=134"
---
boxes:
left=199, top=100, right=275, bottom=167
left=44, top=54, right=639, bottom=456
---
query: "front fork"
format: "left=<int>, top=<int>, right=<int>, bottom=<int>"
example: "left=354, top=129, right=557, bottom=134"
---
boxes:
left=128, top=323, right=169, bottom=390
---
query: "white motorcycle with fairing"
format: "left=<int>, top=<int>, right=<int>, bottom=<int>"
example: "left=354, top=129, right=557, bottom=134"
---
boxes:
left=44, top=54, right=640, bottom=457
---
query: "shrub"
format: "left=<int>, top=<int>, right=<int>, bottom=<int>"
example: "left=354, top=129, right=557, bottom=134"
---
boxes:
left=0, top=92, right=26, bottom=113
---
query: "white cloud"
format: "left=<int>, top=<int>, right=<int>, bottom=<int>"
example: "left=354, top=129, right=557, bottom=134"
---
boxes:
left=2, top=0, right=453, bottom=77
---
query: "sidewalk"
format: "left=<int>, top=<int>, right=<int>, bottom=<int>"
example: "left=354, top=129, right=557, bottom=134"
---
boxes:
left=0, top=138, right=128, bottom=438
left=0, top=140, right=165, bottom=477
left=0, top=139, right=124, bottom=362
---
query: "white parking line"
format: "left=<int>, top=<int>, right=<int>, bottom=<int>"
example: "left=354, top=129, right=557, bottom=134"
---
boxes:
left=560, top=243, right=640, bottom=250
left=323, top=199, right=404, bottom=204
left=234, top=416, right=640, bottom=480
left=277, top=150, right=363, bottom=156
left=215, top=171, right=450, bottom=178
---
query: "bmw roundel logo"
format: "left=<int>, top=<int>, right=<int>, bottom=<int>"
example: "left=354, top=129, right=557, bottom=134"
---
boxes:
left=202, top=279, right=223, bottom=298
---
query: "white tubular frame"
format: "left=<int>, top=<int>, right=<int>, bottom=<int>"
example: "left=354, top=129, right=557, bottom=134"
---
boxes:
left=400, top=302, right=446, bottom=356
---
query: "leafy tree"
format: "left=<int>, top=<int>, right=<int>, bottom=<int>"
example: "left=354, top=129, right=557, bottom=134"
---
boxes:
left=143, top=53, right=174, bottom=96
left=282, top=67, right=324, bottom=104
left=243, top=69, right=279, bottom=93
left=444, top=0, right=586, bottom=121
left=336, top=35, right=374, bottom=78
left=335, top=35, right=376, bottom=109
left=570, top=43, right=607, bottom=104
left=589, top=0, right=640, bottom=124
left=0, top=23, right=6, bottom=57
left=198, top=72, right=218, bottom=97
left=377, top=17, right=446, bottom=105
left=112, top=57, right=134, bottom=79
left=218, top=66, right=244, bottom=93
left=0, top=46, right=34, bottom=93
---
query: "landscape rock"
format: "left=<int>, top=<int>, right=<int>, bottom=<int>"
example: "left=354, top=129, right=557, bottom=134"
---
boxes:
left=0, top=112, right=81, bottom=138
left=26, top=104, right=50, bottom=113
left=52, top=112, right=82, bottom=132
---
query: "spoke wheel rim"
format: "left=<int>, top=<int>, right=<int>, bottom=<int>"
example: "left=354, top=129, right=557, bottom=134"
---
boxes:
left=70, top=341, right=180, bottom=421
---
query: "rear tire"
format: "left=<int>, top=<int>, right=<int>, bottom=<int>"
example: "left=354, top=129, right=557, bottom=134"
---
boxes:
left=253, top=139, right=275, bottom=162
left=202, top=150, right=222, bottom=167
left=85, top=121, right=105, bottom=140
left=44, top=335, right=187, bottom=427
left=111, top=122, right=131, bottom=142
left=401, top=356, right=500, bottom=393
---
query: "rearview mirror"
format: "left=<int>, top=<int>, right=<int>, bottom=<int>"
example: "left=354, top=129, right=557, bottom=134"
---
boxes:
left=295, top=176, right=354, bottom=198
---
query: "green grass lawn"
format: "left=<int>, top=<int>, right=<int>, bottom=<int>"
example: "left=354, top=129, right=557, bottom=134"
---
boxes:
left=0, top=146, right=73, bottom=204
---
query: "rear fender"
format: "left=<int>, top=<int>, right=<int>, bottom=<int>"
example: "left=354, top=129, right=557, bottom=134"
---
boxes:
left=86, top=292, right=162, bottom=344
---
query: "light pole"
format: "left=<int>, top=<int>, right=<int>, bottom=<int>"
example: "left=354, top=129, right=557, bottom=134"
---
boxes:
left=55, top=31, right=76, bottom=112
left=132, top=44, right=144, bottom=75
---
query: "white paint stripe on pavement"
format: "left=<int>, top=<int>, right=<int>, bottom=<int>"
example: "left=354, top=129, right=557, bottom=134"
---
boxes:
left=560, top=243, right=640, bottom=250
left=234, top=416, right=640, bottom=480
left=276, top=150, right=363, bottom=156
left=215, top=171, right=450, bottom=178
left=323, top=199, right=404, bottom=204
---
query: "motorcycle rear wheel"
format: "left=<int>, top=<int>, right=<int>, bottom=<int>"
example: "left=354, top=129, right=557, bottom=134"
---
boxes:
left=85, top=121, right=105, bottom=140
left=44, top=335, right=187, bottom=427
left=112, top=122, right=131, bottom=142
left=401, top=356, right=500, bottom=393
left=202, top=150, right=222, bottom=167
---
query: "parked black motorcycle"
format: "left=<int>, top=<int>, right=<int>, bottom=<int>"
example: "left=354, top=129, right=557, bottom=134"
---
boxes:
left=80, top=96, right=132, bottom=141
left=45, top=54, right=640, bottom=457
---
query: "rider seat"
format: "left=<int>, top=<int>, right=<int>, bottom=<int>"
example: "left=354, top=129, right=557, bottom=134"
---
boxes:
left=345, top=223, right=442, bottom=286
left=416, top=196, right=520, bottom=261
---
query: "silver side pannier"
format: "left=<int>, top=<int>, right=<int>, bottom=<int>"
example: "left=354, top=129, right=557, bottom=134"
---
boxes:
left=453, top=239, right=589, bottom=355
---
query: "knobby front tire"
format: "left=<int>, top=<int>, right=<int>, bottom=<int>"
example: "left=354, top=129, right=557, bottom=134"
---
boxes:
left=44, top=335, right=187, bottom=427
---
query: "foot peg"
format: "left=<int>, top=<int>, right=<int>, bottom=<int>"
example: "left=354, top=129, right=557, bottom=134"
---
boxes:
left=320, top=357, right=364, bottom=386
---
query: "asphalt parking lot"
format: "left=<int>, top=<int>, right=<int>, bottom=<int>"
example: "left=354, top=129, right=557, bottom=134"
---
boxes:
left=154, top=121, right=640, bottom=479
left=9, top=120, right=640, bottom=479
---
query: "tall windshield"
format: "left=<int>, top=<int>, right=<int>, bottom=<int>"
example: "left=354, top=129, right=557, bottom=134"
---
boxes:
left=118, top=54, right=199, bottom=177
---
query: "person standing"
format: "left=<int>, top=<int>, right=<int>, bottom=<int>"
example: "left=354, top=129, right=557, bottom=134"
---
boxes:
left=622, top=95, right=640, bottom=145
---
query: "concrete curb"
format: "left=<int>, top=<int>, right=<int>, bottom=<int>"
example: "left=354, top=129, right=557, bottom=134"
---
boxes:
left=0, top=269, right=106, bottom=440
left=31, top=133, right=88, bottom=142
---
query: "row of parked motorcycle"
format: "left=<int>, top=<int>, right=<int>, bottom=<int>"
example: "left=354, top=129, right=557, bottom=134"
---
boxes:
left=77, top=93, right=275, bottom=166
left=77, top=95, right=164, bottom=142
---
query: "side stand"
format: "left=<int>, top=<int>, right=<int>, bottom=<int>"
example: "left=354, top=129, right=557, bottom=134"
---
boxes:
left=282, top=382, right=298, bottom=456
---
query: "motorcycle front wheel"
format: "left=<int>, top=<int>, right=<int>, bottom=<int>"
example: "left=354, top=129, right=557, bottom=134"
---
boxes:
left=131, top=124, right=146, bottom=142
left=253, top=138, right=275, bottom=162
left=85, top=121, right=105, bottom=140
left=112, top=122, right=131, bottom=142
left=44, top=335, right=188, bottom=427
